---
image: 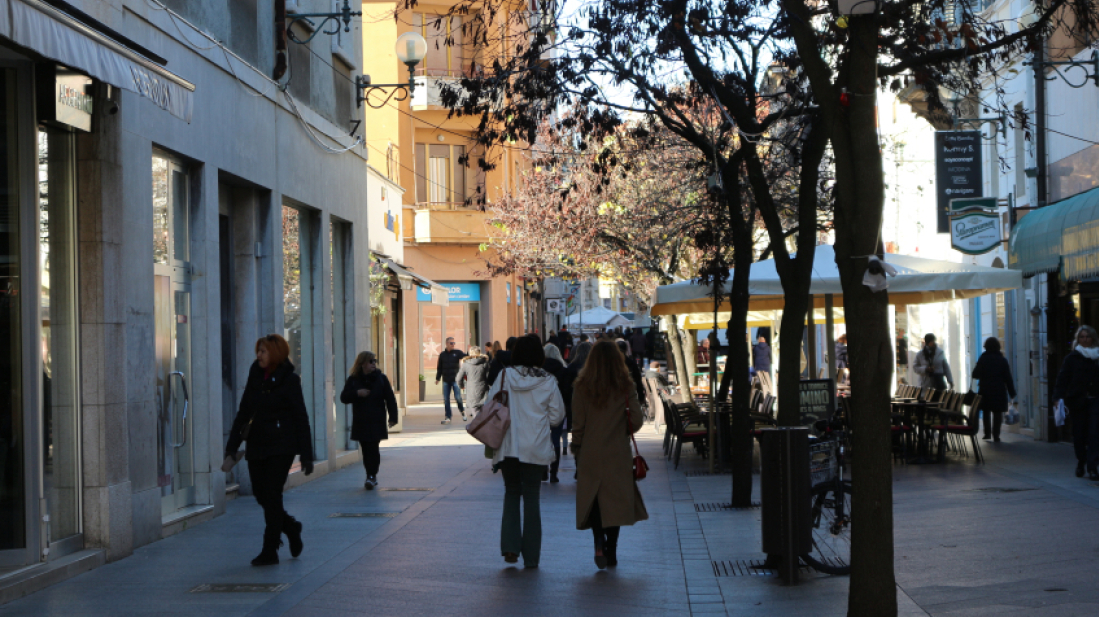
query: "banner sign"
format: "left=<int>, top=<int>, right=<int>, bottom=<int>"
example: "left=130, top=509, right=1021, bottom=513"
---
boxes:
left=799, top=379, right=835, bottom=427
left=935, top=131, right=982, bottom=233
left=546, top=298, right=564, bottom=313
left=950, top=210, right=1001, bottom=255
left=416, top=282, right=480, bottom=302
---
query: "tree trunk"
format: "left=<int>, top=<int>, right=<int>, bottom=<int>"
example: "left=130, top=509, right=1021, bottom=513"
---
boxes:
left=727, top=224, right=755, bottom=508
left=684, top=334, right=699, bottom=380
left=665, top=319, right=692, bottom=402
left=831, top=15, right=897, bottom=617
left=776, top=291, right=810, bottom=426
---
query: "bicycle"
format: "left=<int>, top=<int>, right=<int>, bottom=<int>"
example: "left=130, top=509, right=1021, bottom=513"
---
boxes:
left=802, top=418, right=852, bottom=575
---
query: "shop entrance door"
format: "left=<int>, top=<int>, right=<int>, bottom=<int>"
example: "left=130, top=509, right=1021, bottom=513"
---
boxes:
left=153, top=154, right=195, bottom=517
left=420, top=303, right=476, bottom=401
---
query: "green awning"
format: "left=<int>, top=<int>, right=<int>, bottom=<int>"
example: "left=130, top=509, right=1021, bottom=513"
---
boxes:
left=1009, top=186, right=1099, bottom=279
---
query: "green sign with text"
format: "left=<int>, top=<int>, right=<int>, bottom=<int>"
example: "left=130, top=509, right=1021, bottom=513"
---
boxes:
left=950, top=196, right=996, bottom=211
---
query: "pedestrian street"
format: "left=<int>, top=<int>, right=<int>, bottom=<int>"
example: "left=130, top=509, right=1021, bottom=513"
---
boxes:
left=4, top=405, right=1099, bottom=616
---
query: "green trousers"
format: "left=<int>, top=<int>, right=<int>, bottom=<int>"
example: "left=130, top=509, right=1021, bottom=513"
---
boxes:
left=499, top=458, right=545, bottom=566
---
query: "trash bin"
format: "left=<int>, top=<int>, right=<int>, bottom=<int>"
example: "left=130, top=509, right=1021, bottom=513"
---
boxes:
left=759, top=427, right=812, bottom=583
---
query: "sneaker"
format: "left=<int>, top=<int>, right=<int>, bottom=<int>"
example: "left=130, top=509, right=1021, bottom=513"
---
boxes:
left=368, top=475, right=378, bottom=489
left=461, top=413, right=468, bottom=421
left=364, top=477, right=375, bottom=490
left=441, top=418, right=451, bottom=425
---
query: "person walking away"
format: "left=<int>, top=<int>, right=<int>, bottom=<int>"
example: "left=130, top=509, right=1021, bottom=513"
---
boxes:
left=484, top=341, right=495, bottom=361
left=629, top=328, right=647, bottom=369
left=436, top=337, right=467, bottom=424
left=487, top=337, right=517, bottom=386
left=971, top=337, right=1016, bottom=443
left=340, top=351, right=398, bottom=489
left=225, top=334, right=314, bottom=566
left=571, top=341, right=648, bottom=569
left=913, top=333, right=954, bottom=390
left=834, top=334, right=849, bottom=370
left=457, top=346, right=490, bottom=420
left=752, top=335, right=772, bottom=375
left=616, top=340, right=647, bottom=410
left=1053, top=325, right=1099, bottom=479
left=558, top=342, right=594, bottom=481
left=543, top=342, right=568, bottom=482
left=486, top=336, right=565, bottom=568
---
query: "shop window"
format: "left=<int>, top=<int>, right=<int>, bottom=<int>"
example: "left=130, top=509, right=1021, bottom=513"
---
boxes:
left=39, top=127, right=80, bottom=544
left=283, top=204, right=323, bottom=458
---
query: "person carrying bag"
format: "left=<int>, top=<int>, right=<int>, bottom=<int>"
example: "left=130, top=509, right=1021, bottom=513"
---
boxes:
left=571, top=341, right=648, bottom=570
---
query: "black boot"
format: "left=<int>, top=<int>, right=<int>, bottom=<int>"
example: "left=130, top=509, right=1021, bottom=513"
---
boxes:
left=283, top=515, right=304, bottom=558
left=251, top=536, right=282, bottom=566
left=550, top=456, right=560, bottom=483
left=1077, top=461, right=1086, bottom=478
left=604, top=543, right=617, bottom=567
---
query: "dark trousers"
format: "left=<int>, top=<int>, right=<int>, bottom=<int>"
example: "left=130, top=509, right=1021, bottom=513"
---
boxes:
left=1069, top=398, right=1099, bottom=470
left=550, top=423, right=568, bottom=477
left=499, top=458, right=544, bottom=566
left=982, top=411, right=1003, bottom=439
left=589, top=499, right=620, bottom=550
left=361, top=439, right=381, bottom=476
left=442, top=381, right=464, bottom=418
left=248, top=454, right=296, bottom=545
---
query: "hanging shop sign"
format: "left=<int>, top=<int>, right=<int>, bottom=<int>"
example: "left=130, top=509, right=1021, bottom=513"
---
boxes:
left=935, top=131, right=982, bottom=233
left=36, top=65, right=93, bottom=131
left=951, top=210, right=1002, bottom=255
left=546, top=298, right=564, bottom=313
left=949, top=196, right=997, bottom=211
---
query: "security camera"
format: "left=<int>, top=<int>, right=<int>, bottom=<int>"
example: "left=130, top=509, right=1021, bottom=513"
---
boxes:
left=105, top=100, right=119, bottom=115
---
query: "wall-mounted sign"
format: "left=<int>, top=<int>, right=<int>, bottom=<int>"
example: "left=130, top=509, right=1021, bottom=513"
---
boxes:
left=36, top=66, right=93, bottom=132
left=546, top=298, right=564, bottom=313
left=935, top=131, right=982, bottom=233
left=951, top=210, right=1001, bottom=255
left=416, top=282, right=481, bottom=302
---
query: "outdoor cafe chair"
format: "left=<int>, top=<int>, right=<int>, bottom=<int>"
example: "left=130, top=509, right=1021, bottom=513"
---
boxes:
left=931, top=392, right=983, bottom=463
left=667, top=400, right=709, bottom=469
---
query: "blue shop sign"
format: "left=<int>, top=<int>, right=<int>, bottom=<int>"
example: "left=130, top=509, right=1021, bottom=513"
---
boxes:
left=417, top=282, right=481, bottom=302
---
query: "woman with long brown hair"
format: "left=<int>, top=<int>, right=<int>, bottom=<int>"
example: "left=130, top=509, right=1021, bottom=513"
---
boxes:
left=571, top=341, right=647, bottom=569
left=340, top=351, right=399, bottom=489
left=225, top=334, right=314, bottom=566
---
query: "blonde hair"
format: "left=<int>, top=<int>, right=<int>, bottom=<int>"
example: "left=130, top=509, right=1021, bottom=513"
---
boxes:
left=464, top=346, right=484, bottom=362
left=349, top=351, right=376, bottom=376
left=574, top=341, right=633, bottom=403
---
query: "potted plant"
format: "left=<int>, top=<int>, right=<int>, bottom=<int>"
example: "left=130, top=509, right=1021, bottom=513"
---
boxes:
left=418, top=374, right=426, bottom=400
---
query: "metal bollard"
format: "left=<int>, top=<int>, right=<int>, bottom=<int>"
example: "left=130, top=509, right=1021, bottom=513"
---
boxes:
left=759, top=427, right=811, bottom=584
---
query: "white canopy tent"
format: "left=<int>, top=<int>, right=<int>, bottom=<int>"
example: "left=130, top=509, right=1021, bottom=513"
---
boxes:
left=651, top=245, right=1022, bottom=315
left=563, top=306, right=633, bottom=330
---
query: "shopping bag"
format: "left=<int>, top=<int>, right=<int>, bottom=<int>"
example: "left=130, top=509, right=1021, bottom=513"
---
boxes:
left=1055, top=399, right=1066, bottom=427
left=1005, top=402, right=1019, bottom=426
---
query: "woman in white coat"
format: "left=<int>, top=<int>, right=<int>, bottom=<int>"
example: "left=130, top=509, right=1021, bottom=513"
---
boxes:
left=485, top=335, right=565, bottom=568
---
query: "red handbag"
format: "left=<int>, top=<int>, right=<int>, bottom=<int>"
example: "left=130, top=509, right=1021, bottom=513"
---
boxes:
left=626, top=396, right=648, bottom=480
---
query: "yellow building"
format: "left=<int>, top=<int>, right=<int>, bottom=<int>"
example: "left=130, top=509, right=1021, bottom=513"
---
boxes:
left=362, top=0, right=534, bottom=404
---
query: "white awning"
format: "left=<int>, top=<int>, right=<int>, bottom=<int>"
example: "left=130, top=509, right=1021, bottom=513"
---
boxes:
left=375, top=256, right=449, bottom=306
left=4, top=0, right=195, bottom=122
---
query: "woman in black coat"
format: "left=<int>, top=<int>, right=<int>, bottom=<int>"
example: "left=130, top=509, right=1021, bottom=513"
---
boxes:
left=225, top=334, right=314, bottom=566
left=340, top=351, right=399, bottom=490
left=971, top=337, right=1016, bottom=443
left=1053, top=325, right=1099, bottom=479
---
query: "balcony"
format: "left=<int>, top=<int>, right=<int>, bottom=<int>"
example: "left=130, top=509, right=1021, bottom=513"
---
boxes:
left=412, top=204, right=494, bottom=244
left=411, top=69, right=502, bottom=111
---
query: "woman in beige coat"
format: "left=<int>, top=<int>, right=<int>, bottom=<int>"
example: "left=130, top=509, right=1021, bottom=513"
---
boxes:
left=571, top=341, right=648, bottom=569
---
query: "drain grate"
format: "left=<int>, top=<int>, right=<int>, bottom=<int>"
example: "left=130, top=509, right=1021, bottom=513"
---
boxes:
left=712, top=559, right=813, bottom=577
left=966, top=487, right=1036, bottom=493
left=378, top=487, right=434, bottom=492
left=695, top=502, right=760, bottom=512
left=329, top=512, right=400, bottom=518
left=190, top=583, right=291, bottom=593
left=685, top=471, right=732, bottom=477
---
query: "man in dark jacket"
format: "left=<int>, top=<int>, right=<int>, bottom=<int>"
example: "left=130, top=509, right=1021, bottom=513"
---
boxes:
left=752, top=335, right=772, bottom=374
left=435, top=337, right=466, bottom=424
left=629, top=328, right=647, bottom=368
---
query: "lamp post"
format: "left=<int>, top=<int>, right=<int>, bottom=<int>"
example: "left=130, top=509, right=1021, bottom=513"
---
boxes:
left=356, top=32, right=428, bottom=108
left=938, top=85, right=1007, bottom=139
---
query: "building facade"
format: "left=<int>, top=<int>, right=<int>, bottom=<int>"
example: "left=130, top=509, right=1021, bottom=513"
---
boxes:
left=0, top=0, right=380, bottom=591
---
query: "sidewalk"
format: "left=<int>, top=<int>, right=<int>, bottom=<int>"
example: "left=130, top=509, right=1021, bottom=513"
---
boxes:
left=2, top=408, right=1098, bottom=616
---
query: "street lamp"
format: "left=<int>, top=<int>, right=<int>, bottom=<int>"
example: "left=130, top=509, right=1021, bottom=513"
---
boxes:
left=938, top=84, right=1006, bottom=139
left=356, top=32, right=428, bottom=109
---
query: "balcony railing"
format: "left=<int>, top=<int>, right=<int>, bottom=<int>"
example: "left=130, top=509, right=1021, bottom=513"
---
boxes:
left=415, top=201, right=479, bottom=211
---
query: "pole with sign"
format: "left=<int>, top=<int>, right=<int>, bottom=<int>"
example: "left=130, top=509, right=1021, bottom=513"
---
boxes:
left=935, top=131, right=983, bottom=233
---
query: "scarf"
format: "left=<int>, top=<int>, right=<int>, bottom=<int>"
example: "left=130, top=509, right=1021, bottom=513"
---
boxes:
left=1079, top=346, right=1099, bottom=361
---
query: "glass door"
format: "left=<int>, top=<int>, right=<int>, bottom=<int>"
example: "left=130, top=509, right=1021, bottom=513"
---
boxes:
left=153, top=153, right=194, bottom=517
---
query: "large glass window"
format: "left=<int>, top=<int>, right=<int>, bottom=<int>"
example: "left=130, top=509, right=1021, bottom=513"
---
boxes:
left=0, top=69, right=23, bottom=550
left=39, top=127, right=80, bottom=543
left=331, top=220, right=351, bottom=450
left=283, top=205, right=321, bottom=456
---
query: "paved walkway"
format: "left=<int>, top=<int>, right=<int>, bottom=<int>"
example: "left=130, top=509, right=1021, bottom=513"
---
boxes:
left=3, top=407, right=1099, bottom=616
